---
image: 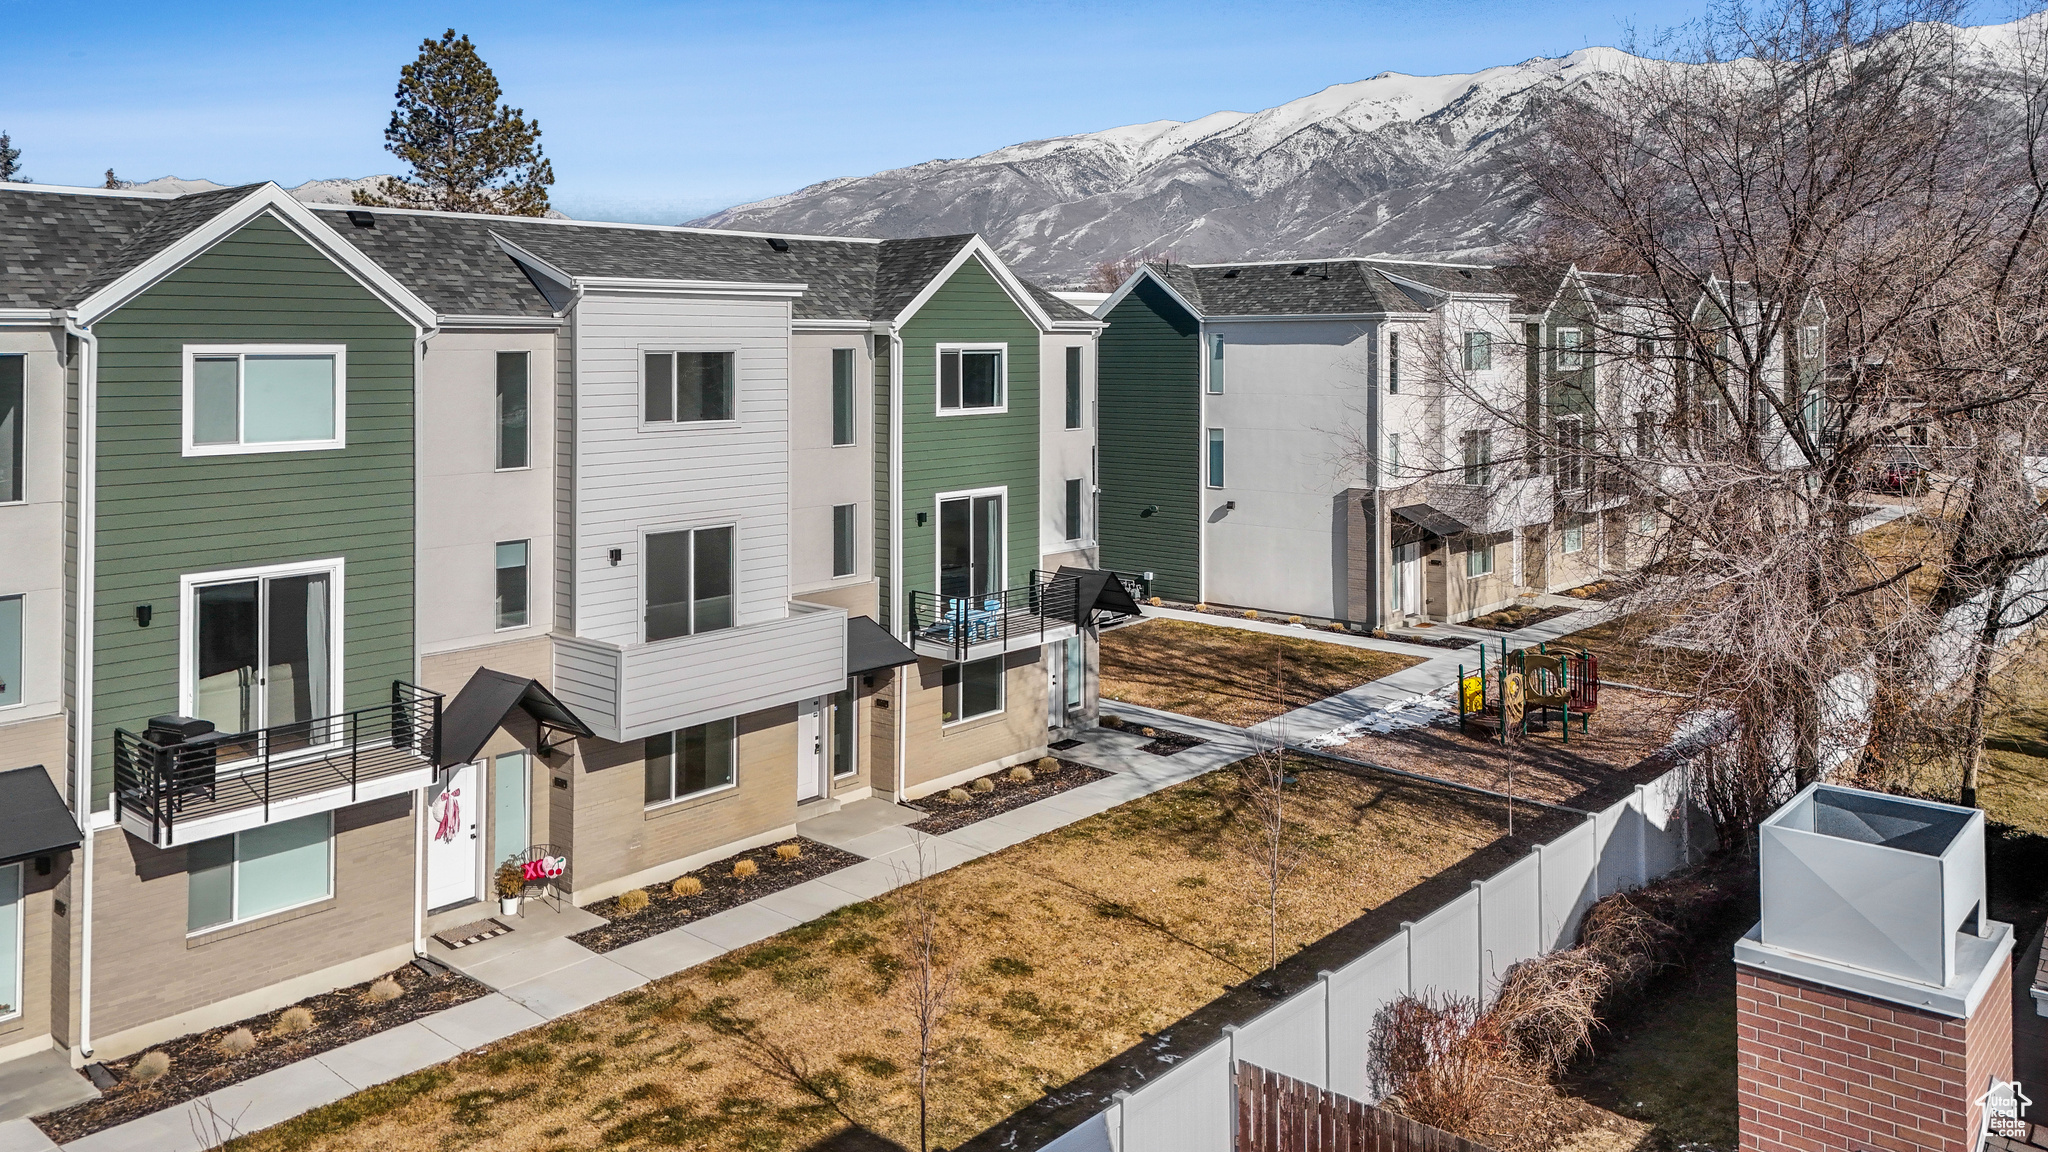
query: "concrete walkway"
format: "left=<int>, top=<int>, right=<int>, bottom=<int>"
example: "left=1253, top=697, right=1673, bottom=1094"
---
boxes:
left=13, top=734, right=1253, bottom=1152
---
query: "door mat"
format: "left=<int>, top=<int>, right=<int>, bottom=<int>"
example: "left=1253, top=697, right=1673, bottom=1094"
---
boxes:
left=1048, top=738, right=1084, bottom=751
left=434, top=918, right=513, bottom=949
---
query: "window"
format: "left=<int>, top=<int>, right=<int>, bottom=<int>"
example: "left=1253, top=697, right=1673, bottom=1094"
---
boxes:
left=938, top=346, right=1005, bottom=413
left=1800, top=324, right=1821, bottom=359
left=1208, top=335, right=1224, bottom=394
left=832, top=504, right=858, bottom=578
left=0, top=864, right=16, bottom=1021
left=1385, top=433, right=1401, bottom=481
left=1635, top=411, right=1657, bottom=457
left=1635, top=335, right=1656, bottom=363
left=644, top=351, right=735, bottom=424
left=1562, top=521, right=1585, bottom=554
left=1065, top=346, right=1083, bottom=429
left=938, top=494, right=1003, bottom=600
left=1461, top=430, right=1492, bottom=486
left=643, top=717, right=737, bottom=805
left=0, top=355, right=20, bottom=503
left=495, top=352, right=528, bottom=470
left=1065, top=478, right=1084, bottom=541
left=1556, top=416, right=1586, bottom=490
left=184, top=346, right=344, bottom=456
left=645, top=527, right=735, bottom=641
left=188, top=565, right=335, bottom=740
left=830, top=685, right=856, bottom=777
left=1462, top=332, right=1492, bottom=372
left=1465, top=539, right=1495, bottom=578
left=493, top=752, right=530, bottom=866
left=942, top=656, right=1004, bottom=724
left=0, top=595, right=18, bottom=709
left=186, top=813, right=333, bottom=933
left=1556, top=328, right=1584, bottom=371
left=1637, top=511, right=1656, bottom=536
left=1387, top=333, right=1401, bottom=394
left=1802, top=390, right=1823, bottom=436
left=831, top=348, right=856, bottom=446
left=1207, top=428, right=1225, bottom=488
left=495, top=541, right=529, bottom=629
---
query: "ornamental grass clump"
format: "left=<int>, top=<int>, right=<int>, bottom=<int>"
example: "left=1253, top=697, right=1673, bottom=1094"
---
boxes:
left=970, top=777, right=994, bottom=793
left=1006, top=765, right=1034, bottom=784
left=732, top=859, right=759, bottom=880
left=1034, top=756, right=1062, bottom=774
left=945, top=788, right=971, bottom=802
left=215, top=1028, right=256, bottom=1057
left=129, top=1051, right=171, bottom=1085
left=670, top=876, right=703, bottom=898
left=617, top=889, right=651, bottom=915
left=775, top=843, right=802, bottom=862
left=366, top=977, right=405, bottom=1004
left=272, top=1006, right=316, bottom=1037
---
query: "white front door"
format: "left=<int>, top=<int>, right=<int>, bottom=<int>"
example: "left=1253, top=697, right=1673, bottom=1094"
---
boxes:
left=426, top=762, right=481, bottom=910
left=797, top=697, right=827, bottom=801
left=1395, top=543, right=1423, bottom=618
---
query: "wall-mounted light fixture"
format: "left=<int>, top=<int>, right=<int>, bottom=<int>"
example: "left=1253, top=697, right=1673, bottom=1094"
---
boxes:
left=1139, top=505, right=1159, bottom=518
left=134, top=604, right=152, bottom=628
left=916, top=512, right=928, bottom=527
left=1225, top=501, right=1237, bottom=510
left=608, top=548, right=622, bottom=566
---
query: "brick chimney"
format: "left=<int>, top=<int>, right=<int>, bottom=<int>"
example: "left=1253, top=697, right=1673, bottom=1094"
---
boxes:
left=1735, top=784, right=2013, bottom=1152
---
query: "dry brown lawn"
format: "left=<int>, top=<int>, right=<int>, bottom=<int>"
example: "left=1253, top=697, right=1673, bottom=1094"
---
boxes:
left=1976, top=632, right=2048, bottom=836
left=1100, top=618, right=1424, bottom=727
left=231, top=768, right=1510, bottom=1152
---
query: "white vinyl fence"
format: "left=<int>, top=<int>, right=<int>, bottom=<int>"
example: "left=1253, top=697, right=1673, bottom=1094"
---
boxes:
left=1039, top=762, right=1706, bottom=1152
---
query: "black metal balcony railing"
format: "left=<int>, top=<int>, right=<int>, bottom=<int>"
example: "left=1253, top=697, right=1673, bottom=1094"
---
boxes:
left=113, top=681, right=442, bottom=845
left=908, top=571, right=1085, bottom=662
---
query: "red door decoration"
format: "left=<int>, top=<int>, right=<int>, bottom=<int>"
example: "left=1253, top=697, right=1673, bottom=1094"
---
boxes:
left=431, top=786, right=462, bottom=844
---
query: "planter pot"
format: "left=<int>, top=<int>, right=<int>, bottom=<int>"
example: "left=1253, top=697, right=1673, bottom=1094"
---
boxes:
left=499, top=896, right=522, bottom=916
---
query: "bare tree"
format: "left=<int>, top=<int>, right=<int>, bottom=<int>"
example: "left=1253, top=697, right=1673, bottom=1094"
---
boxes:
left=892, top=837, right=955, bottom=1152
left=1090, top=249, right=1177, bottom=293
left=1238, top=653, right=1310, bottom=974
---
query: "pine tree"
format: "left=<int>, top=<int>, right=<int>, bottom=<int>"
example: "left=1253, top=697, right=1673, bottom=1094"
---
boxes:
left=354, top=30, right=553, bottom=216
left=0, top=132, right=24, bottom=183
left=102, top=168, right=120, bottom=190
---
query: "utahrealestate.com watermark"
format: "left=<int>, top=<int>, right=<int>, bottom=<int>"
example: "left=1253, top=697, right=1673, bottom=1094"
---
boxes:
left=1980, top=1079, right=2034, bottom=1139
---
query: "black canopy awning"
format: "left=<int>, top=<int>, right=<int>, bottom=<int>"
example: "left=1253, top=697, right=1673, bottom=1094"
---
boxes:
left=1055, top=567, right=1144, bottom=619
left=439, top=669, right=597, bottom=767
left=1391, top=501, right=1471, bottom=537
left=0, top=766, right=81, bottom=864
left=848, top=615, right=918, bottom=676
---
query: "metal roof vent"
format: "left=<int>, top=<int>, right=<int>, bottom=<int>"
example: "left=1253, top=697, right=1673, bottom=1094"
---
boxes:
left=766, top=237, right=790, bottom=252
left=1291, top=265, right=1308, bottom=275
left=1221, top=269, right=1240, bottom=278
left=345, top=211, right=375, bottom=229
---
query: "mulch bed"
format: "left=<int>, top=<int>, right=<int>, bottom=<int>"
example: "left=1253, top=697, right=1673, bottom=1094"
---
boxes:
left=1139, top=729, right=1207, bottom=756
left=34, top=961, right=487, bottom=1141
left=1472, top=603, right=1583, bottom=632
left=907, top=760, right=1112, bottom=835
left=569, top=837, right=863, bottom=954
left=1389, top=630, right=1483, bottom=650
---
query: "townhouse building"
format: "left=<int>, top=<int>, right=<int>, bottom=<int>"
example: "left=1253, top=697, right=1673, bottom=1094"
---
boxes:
left=1093, top=258, right=1712, bottom=627
left=0, top=180, right=1120, bottom=1076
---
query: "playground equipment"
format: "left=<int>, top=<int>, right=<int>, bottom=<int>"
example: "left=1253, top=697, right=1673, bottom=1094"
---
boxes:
left=1457, top=638, right=1600, bottom=744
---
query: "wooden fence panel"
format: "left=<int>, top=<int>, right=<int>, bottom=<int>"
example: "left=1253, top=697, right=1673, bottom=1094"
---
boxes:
left=1235, top=1063, right=1498, bottom=1152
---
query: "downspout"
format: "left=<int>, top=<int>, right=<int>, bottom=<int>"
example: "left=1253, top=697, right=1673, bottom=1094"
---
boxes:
left=411, top=325, right=433, bottom=959
left=63, top=316, right=97, bottom=1062
left=888, top=330, right=907, bottom=802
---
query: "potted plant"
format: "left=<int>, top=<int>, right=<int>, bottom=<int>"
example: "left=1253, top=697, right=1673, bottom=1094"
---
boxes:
left=495, top=861, right=525, bottom=916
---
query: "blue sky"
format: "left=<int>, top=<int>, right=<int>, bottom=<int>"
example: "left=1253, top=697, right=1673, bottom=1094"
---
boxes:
left=0, top=0, right=2021, bottom=223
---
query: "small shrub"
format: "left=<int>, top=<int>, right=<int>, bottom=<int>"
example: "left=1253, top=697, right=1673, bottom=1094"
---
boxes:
left=1244, top=609, right=1259, bottom=620
left=618, top=889, right=651, bottom=915
left=671, top=875, right=704, bottom=898
left=129, top=1050, right=171, bottom=1084
left=946, top=787, right=971, bottom=802
left=1033, top=756, right=1062, bottom=773
left=1195, top=603, right=1210, bottom=612
left=1139, top=727, right=1156, bottom=738
left=1148, top=596, right=1163, bottom=606
left=366, top=977, right=404, bottom=1003
left=495, top=860, right=525, bottom=899
left=1006, top=765, right=1034, bottom=784
left=216, top=1028, right=256, bottom=1057
left=970, top=777, right=995, bottom=793
left=272, top=1006, right=316, bottom=1036
left=775, top=843, right=802, bottom=862
left=732, top=859, right=758, bottom=880
left=1332, top=623, right=1350, bottom=633
left=1288, top=615, right=1302, bottom=624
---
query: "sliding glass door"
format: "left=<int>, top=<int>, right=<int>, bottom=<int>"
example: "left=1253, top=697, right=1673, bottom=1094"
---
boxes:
left=938, top=494, right=1002, bottom=602
left=192, top=571, right=332, bottom=744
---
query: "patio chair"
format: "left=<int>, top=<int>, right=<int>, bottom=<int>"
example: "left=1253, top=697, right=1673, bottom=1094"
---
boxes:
left=509, top=843, right=569, bottom=915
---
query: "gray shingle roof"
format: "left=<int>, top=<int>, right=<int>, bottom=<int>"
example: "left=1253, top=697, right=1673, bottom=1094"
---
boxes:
left=1149, top=257, right=1571, bottom=318
left=1023, top=280, right=1096, bottom=324
left=871, top=235, right=974, bottom=320
left=311, top=208, right=554, bottom=318
left=0, top=184, right=261, bottom=310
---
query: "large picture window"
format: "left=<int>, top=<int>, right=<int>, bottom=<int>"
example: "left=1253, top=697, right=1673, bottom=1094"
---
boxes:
left=0, top=354, right=21, bottom=503
left=187, top=813, right=333, bottom=933
left=644, top=351, right=736, bottom=424
left=938, top=346, right=1005, bottom=413
left=645, top=526, right=735, bottom=641
left=186, top=563, right=337, bottom=742
left=496, top=352, right=529, bottom=470
left=184, top=346, right=344, bottom=456
left=644, top=717, right=737, bottom=806
left=942, top=656, right=1004, bottom=724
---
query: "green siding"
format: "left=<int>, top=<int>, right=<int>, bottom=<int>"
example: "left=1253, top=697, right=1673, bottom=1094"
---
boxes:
left=91, top=213, right=416, bottom=806
left=888, top=257, right=1041, bottom=617
left=1098, top=278, right=1200, bottom=601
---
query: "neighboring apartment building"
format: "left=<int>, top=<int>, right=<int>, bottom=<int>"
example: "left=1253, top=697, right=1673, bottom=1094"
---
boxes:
left=1093, top=258, right=1709, bottom=627
left=0, top=180, right=1119, bottom=1071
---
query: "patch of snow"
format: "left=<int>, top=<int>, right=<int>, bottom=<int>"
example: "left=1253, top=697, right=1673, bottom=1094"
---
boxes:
left=1299, top=689, right=1459, bottom=747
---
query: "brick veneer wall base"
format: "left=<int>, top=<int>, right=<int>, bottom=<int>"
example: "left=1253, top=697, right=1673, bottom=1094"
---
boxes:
left=1737, top=961, right=2012, bottom=1152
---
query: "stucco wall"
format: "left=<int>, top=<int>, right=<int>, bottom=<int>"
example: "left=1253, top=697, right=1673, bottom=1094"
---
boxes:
left=0, top=331, right=66, bottom=739
left=790, top=332, right=875, bottom=600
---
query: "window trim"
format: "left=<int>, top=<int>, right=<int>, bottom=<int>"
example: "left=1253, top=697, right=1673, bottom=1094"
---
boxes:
left=494, top=350, right=531, bottom=472
left=177, top=557, right=347, bottom=736
left=941, top=655, right=1007, bottom=727
left=0, top=353, right=23, bottom=506
left=830, top=347, right=858, bottom=447
left=1207, top=334, right=1224, bottom=395
left=494, top=539, right=530, bottom=632
left=642, top=717, right=740, bottom=810
left=1462, top=331, right=1492, bottom=372
left=1799, top=324, right=1821, bottom=359
left=932, top=486, right=1008, bottom=599
left=0, top=593, right=21, bottom=712
left=181, top=344, right=348, bottom=458
left=0, top=863, right=17, bottom=1022
left=1464, top=538, right=1496, bottom=579
left=185, top=812, right=337, bottom=938
left=1562, top=520, right=1585, bottom=554
left=1555, top=328, right=1585, bottom=372
left=638, top=522, right=739, bottom=644
left=638, top=345, right=742, bottom=431
left=935, top=343, right=1009, bottom=416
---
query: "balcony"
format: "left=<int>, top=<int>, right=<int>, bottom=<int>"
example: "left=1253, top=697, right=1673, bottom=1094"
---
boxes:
left=552, top=602, right=849, bottom=744
left=113, top=681, right=443, bottom=849
left=908, top=571, right=1085, bottom=662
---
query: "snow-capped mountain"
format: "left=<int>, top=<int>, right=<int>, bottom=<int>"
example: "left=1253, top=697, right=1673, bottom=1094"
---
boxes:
left=121, top=174, right=399, bottom=204
left=694, top=20, right=2032, bottom=285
